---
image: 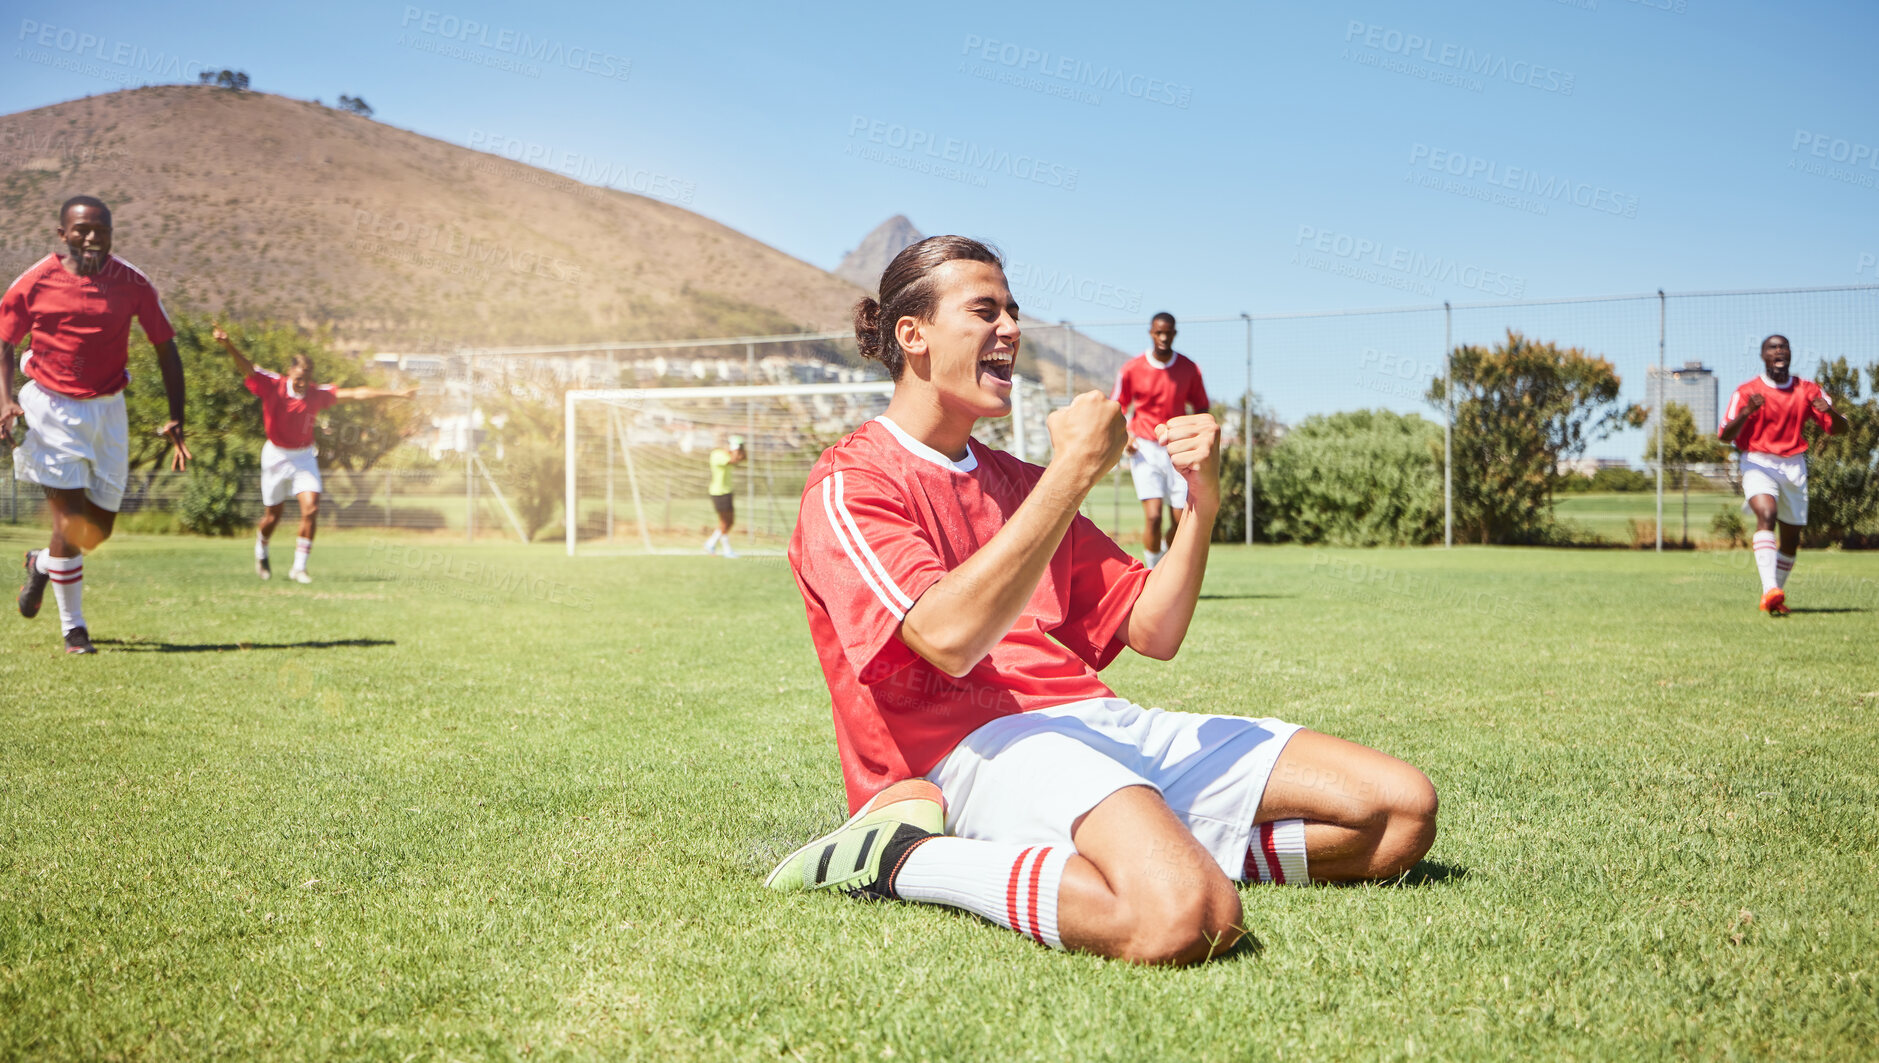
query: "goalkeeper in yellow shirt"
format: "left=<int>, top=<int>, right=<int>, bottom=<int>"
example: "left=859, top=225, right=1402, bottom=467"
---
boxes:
left=703, top=434, right=746, bottom=557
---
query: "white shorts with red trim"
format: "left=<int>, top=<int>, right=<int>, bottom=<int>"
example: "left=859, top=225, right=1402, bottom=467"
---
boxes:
left=1741, top=450, right=1807, bottom=526
left=12, top=379, right=129, bottom=511
left=922, top=699, right=1302, bottom=882
left=1128, top=437, right=1188, bottom=509
left=260, top=441, right=323, bottom=506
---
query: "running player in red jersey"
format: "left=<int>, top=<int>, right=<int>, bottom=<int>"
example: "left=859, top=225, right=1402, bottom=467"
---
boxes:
left=766, top=237, right=1436, bottom=964
left=1718, top=334, right=1843, bottom=615
left=1111, top=313, right=1209, bottom=568
left=2, top=196, right=189, bottom=654
left=213, top=325, right=416, bottom=583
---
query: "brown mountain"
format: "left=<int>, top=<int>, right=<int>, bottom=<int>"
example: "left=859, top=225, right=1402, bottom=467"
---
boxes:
left=0, top=86, right=866, bottom=353
left=834, top=214, right=924, bottom=291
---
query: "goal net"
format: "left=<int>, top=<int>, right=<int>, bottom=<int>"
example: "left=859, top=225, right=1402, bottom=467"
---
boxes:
left=564, top=376, right=1050, bottom=555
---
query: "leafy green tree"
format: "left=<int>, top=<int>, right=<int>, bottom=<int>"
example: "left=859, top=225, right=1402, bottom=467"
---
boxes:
left=1428, top=330, right=1645, bottom=544
left=477, top=371, right=568, bottom=542
left=1251, top=409, right=1442, bottom=545
left=1804, top=357, right=1879, bottom=546
left=125, top=314, right=420, bottom=534
left=1644, top=401, right=1730, bottom=544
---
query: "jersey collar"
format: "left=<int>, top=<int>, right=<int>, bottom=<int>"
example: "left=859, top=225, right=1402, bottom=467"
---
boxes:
left=873, top=415, right=978, bottom=473
left=1760, top=374, right=1796, bottom=390
left=1144, top=349, right=1177, bottom=370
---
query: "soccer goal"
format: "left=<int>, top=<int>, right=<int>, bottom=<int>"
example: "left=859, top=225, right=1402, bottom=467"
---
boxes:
left=563, top=377, right=1048, bottom=555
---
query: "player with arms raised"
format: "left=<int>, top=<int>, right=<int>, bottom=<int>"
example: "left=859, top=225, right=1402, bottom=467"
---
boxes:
left=767, top=237, right=1437, bottom=964
left=1111, top=312, right=1209, bottom=568
left=1718, top=333, right=1843, bottom=614
left=3, top=196, right=189, bottom=654
left=213, top=324, right=415, bottom=583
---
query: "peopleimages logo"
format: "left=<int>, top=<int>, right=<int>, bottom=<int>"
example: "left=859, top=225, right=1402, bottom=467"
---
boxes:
left=467, top=130, right=696, bottom=204
left=958, top=34, right=1192, bottom=109
left=1006, top=260, right=1142, bottom=314
left=1293, top=225, right=1528, bottom=299
left=1790, top=130, right=1879, bottom=191
left=1407, top=143, right=1639, bottom=218
left=1343, top=20, right=1575, bottom=95
left=397, top=7, right=631, bottom=82
left=16, top=18, right=211, bottom=82
left=844, top=115, right=1079, bottom=191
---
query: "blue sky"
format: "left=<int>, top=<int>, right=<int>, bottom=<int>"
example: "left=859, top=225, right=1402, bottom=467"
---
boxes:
left=6, top=0, right=1876, bottom=457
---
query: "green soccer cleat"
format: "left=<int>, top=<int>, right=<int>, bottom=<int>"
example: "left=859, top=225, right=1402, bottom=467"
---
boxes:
left=764, top=779, right=944, bottom=899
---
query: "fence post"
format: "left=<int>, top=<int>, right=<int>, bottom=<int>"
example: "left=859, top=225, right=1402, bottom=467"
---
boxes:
left=1656, top=289, right=1665, bottom=553
left=1011, top=373, right=1027, bottom=462
left=746, top=342, right=756, bottom=544
left=1242, top=312, right=1253, bottom=546
left=384, top=468, right=392, bottom=527
left=464, top=351, right=475, bottom=544
left=564, top=388, right=578, bottom=556
left=1444, top=302, right=1452, bottom=549
left=1062, top=322, right=1075, bottom=403
left=605, top=403, right=616, bottom=542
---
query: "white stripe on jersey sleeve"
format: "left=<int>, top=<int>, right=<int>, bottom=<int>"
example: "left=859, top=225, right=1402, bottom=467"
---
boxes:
left=833, top=470, right=915, bottom=612
left=821, top=475, right=906, bottom=622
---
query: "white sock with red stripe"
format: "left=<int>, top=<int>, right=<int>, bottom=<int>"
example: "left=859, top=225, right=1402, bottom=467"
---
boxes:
left=292, top=537, right=312, bottom=574
left=1751, top=531, right=1778, bottom=593
left=892, top=837, right=1070, bottom=949
left=1775, top=552, right=1795, bottom=590
left=42, top=553, right=85, bottom=634
left=1243, top=819, right=1309, bottom=886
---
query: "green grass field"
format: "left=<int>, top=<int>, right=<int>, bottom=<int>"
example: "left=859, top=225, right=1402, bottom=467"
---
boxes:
left=2, top=529, right=1875, bottom=1060
left=1553, top=490, right=1736, bottom=545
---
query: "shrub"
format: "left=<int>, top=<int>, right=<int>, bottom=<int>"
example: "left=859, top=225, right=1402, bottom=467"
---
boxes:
left=1710, top=505, right=1748, bottom=548
left=1255, top=410, right=1442, bottom=546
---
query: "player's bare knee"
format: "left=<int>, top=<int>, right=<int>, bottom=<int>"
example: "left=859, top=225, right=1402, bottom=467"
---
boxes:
left=1374, top=772, right=1437, bottom=876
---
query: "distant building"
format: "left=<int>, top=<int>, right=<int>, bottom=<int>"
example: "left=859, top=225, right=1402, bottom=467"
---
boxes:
left=1647, top=360, right=1719, bottom=433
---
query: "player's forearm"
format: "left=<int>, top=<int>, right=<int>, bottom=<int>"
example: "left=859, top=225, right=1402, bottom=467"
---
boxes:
left=217, top=337, right=253, bottom=376
left=155, top=341, right=186, bottom=422
left=1718, top=413, right=1750, bottom=443
left=1125, top=496, right=1215, bottom=660
left=900, top=462, right=1097, bottom=677
left=0, top=342, right=15, bottom=405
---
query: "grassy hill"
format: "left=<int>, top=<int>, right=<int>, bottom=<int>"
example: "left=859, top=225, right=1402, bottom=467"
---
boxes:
left=0, top=86, right=866, bottom=353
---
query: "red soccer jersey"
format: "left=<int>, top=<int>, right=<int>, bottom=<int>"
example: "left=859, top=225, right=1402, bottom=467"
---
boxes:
left=1720, top=375, right=1835, bottom=457
left=246, top=367, right=338, bottom=448
left=0, top=254, right=175, bottom=398
left=1110, top=351, right=1210, bottom=442
left=789, top=416, right=1151, bottom=813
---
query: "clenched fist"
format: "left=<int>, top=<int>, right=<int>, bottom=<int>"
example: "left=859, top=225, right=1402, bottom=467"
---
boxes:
left=1155, top=413, right=1221, bottom=513
left=1047, top=390, right=1128, bottom=486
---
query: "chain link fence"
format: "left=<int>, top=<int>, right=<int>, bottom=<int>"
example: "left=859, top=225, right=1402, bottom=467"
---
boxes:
left=7, top=285, right=1874, bottom=548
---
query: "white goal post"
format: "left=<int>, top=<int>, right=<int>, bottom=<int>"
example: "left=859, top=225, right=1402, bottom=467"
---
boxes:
left=563, top=378, right=1043, bottom=556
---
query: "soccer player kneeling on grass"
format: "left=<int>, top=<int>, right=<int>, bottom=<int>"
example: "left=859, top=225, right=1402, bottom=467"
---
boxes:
left=214, top=324, right=416, bottom=583
left=1717, top=334, right=1843, bottom=616
left=766, top=236, right=1438, bottom=964
left=2, top=196, right=190, bottom=654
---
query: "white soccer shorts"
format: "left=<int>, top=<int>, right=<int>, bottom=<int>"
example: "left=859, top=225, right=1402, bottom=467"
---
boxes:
left=260, top=441, right=323, bottom=506
left=1128, top=437, right=1188, bottom=509
left=12, top=380, right=129, bottom=511
left=1740, top=450, right=1807, bottom=526
left=923, top=699, right=1302, bottom=881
